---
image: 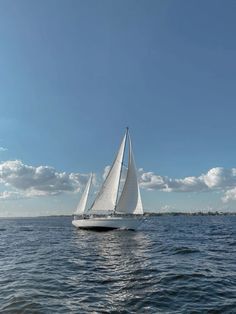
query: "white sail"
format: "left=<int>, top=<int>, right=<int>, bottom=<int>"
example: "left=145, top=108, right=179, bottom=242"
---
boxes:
left=89, top=131, right=127, bottom=213
left=75, top=173, right=92, bottom=215
left=116, top=132, right=143, bottom=215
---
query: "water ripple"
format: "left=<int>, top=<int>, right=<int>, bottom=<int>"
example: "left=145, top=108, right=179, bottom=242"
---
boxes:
left=0, top=215, right=236, bottom=313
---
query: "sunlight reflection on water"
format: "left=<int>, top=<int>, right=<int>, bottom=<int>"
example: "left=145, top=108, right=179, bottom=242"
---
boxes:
left=0, top=215, right=236, bottom=313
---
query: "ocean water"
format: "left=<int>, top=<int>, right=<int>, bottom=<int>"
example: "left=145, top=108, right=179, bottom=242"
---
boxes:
left=0, top=215, right=236, bottom=313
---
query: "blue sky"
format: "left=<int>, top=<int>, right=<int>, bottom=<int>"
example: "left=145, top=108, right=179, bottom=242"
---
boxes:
left=0, top=0, right=236, bottom=216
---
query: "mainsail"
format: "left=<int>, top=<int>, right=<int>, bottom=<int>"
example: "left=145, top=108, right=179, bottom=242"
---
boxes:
left=89, top=131, right=127, bottom=213
left=116, top=132, right=143, bottom=215
left=75, top=173, right=92, bottom=215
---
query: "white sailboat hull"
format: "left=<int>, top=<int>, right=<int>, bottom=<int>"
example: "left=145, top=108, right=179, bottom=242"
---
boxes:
left=72, top=216, right=142, bottom=231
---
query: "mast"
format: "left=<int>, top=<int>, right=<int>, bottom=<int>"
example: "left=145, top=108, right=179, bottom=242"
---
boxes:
left=114, top=127, right=129, bottom=213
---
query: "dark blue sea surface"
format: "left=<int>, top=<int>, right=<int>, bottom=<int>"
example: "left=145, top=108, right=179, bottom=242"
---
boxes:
left=0, top=215, right=236, bottom=313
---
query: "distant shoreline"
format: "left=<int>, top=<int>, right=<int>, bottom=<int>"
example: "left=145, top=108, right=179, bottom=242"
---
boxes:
left=1, top=211, right=236, bottom=219
left=144, top=211, right=236, bottom=216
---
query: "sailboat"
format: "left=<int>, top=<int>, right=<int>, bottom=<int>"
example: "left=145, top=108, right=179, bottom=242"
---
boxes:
left=72, top=128, right=143, bottom=230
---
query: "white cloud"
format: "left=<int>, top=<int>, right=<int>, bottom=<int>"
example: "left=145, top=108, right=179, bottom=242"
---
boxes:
left=138, top=169, right=208, bottom=192
left=101, top=165, right=236, bottom=202
left=0, top=147, right=7, bottom=152
left=222, top=187, right=236, bottom=203
left=169, top=176, right=207, bottom=192
left=0, top=160, right=89, bottom=199
left=0, top=191, right=22, bottom=201
left=138, top=167, right=236, bottom=196
left=203, top=167, right=236, bottom=189
left=138, top=170, right=167, bottom=190
left=1, top=160, right=236, bottom=204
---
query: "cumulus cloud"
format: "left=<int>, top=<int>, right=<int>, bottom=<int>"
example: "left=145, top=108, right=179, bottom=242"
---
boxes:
left=1, top=160, right=236, bottom=204
left=0, top=160, right=89, bottom=199
left=0, top=147, right=7, bottom=152
left=222, top=188, right=236, bottom=203
left=138, top=169, right=208, bottom=192
left=101, top=165, right=236, bottom=201
left=138, top=170, right=167, bottom=190
left=138, top=167, right=236, bottom=197
left=203, top=167, right=236, bottom=189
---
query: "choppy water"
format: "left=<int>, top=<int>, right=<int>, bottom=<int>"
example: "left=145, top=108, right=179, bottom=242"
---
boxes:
left=0, top=215, right=236, bottom=313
